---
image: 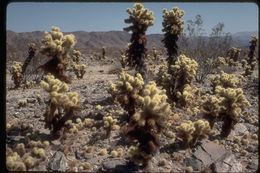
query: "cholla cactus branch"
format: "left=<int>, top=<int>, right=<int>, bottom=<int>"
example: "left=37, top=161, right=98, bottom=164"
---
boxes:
left=162, top=7, right=184, bottom=71
left=124, top=3, right=155, bottom=79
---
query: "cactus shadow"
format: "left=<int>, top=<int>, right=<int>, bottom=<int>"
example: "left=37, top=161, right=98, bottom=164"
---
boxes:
left=160, top=140, right=192, bottom=153
left=98, top=161, right=139, bottom=173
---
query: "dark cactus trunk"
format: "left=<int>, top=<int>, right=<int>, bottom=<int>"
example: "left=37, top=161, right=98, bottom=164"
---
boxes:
left=220, top=115, right=235, bottom=138
left=127, top=31, right=148, bottom=80
left=162, top=32, right=179, bottom=73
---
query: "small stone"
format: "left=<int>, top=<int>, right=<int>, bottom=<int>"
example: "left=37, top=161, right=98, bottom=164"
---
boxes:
left=47, top=151, right=68, bottom=171
left=185, top=166, right=193, bottom=173
left=184, top=157, right=202, bottom=171
left=246, top=159, right=258, bottom=170
left=158, top=158, right=167, bottom=167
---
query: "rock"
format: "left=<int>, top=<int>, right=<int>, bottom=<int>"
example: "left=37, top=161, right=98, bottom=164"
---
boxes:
left=27, top=98, right=37, bottom=103
left=244, top=123, right=258, bottom=133
left=184, top=157, right=202, bottom=171
left=102, top=159, right=137, bottom=173
left=192, top=140, right=228, bottom=168
left=246, top=159, right=258, bottom=170
left=193, top=146, right=212, bottom=166
left=51, top=139, right=61, bottom=146
left=213, top=154, right=243, bottom=172
left=201, top=140, right=228, bottom=161
left=234, top=123, right=248, bottom=135
left=47, top=151, right=68, bottom=171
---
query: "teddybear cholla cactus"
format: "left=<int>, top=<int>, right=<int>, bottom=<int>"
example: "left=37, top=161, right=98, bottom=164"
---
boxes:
left=242, top=36, right=258, bottom=76
left=202, top=86, right=250, bottom=137
left=10, top=61, right=23, bottom=88
left=108, top=71, right=144, bottom=119
left=176, top=84, right=201, bottom=115
left=162, top=7, right=184, bottom=71
left=21, top=43, right=37, bottom=77
left=226, top=47, right=241, bottom=66
left=72, top=63, right=86, bottom=79
left=39, top=26, right=76, bottom=83
left=123, top=81, right=171, bottom=168
left=177, top=119, right=211, bottom=147
left=103, top=115, right=119, bottom=138
left=124, top=3, right=154, bottom=79
left=40, top=74, right=80, bottom=133
left=210, top=71, right=244, bottom=92
left=216, top=86, right=250, bottom=137
left=72, top=49, right=81, bottom=63
left=161, top=54, right=198, bottom=102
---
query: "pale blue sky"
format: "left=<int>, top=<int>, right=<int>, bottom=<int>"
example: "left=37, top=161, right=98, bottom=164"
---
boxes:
left=7, top=2, right=259, bottom=35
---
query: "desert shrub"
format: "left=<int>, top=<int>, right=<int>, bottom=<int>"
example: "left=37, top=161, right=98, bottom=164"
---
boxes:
left=40, top=74, right=80, bottom=134
left=39, top=26, right=76, bottom=83
left=10, top=61, right=23, bottom=88
left=108, top=71, right=144, bottom=119
left=162, top=7, right=184, bottom=71
left=123, top=3, right=155, bottom=79
left=122, top=81, right=171, bottom=168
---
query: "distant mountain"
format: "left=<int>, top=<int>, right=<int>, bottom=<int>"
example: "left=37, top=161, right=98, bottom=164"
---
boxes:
left=6, top=30, right=258, bottom=62
left=231, top=31, right=258, bottom=48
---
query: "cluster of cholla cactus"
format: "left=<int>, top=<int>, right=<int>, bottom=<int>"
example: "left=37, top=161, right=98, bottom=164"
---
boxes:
left=124, top=3, right=155, bottom=79
left=10, top=61, right=23, bottom=88
left=122, top=81, right=171, bottom=168
left=108, top=71, right=144, bottom=119
left=241, top=36, right=258, bottom=76
left=176, top=84, right=201, bottom=115
left=176, top=119, right=211, bottom=147
left=225, top=47, right=241, bottom=66
left=39, top=26, right=76, bottom=83
left=210, top=71, right=244, bottom=92
left=40, top=74, right=80, bottom=134
left=6, top=140, right=49, bottom=171
left=160, top=54, right=198, bottom=104
left=162, top=7, right=184, bottom=71
left=203, top=72, right=250, bottom=137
